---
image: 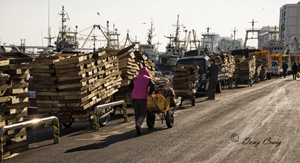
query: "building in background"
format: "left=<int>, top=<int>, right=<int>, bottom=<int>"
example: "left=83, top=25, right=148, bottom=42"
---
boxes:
left=261, top=26, right=279, bottom=46
left=279, top=2, right=300, bottom=56
left=217, top=37, right=243, bottom=51
left=279, top=2, right=300, bottom=45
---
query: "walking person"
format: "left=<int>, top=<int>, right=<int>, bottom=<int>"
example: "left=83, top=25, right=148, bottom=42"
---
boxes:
left=206, top=59, right=219, bottom=100
left=298, top=61, right=300, bottom=73
left=282, top=61, right=288, bottom=78
left=129, top=67, right=154, bottom=135
left=292, top=62, right=298, bottom=80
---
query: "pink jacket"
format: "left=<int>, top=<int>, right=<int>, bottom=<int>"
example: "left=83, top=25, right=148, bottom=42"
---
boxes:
left=131, top=67, right=151, bottom=100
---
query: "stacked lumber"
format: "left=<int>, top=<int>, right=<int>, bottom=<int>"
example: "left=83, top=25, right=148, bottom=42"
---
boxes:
left=54, top=53, right=95, bottom=122
left=249, top=52, right=269, bottom=81
left=111, top=51, right=136, bottom=105
left=115, top=48, right=155, bottom=105
left=233, top=55, right=256, bottom=80
left=31, top=56, right=61, bottom=113
left=172, top=65, right=199, bottom=95
left=259, top=60, right=268, bottom=81
left=0, top=52, right=33, bottom=158
left=155, top=77, right=170, bottom=86
left=92, top=50, right=122, bottom=101
left=133, top=53, right=155, bottom=81
left=253, top=58, right=262, bottom=82
left=210, top=53, right=235, bottom=80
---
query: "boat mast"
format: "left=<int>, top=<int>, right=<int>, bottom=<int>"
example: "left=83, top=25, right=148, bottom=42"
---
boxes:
left=174, top=15, right=180, bottom=48
left=44, top=0, right=54, bottom=53
left=147, top=22, right=154, bottom=45
left=233, top=27, right=236, bottom=50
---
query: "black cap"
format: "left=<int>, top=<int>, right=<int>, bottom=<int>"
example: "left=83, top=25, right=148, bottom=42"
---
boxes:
left=210, top=59, right=215, bottom=63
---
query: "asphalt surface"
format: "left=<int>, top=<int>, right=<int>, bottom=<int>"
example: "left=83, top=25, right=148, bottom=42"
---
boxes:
left=5, top=76, right=300, bottom=163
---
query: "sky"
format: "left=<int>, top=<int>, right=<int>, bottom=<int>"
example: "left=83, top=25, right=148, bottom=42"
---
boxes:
left=0, top=0, right=297, bottom=52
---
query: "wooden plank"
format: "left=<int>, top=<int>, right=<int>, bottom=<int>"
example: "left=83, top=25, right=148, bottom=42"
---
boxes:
left=6, top=117, right=24, bottom=125
left=55, top=66, right=84, bottom=74
left=57, top=73, right=86, bottom=81
left=36, top=100, right=59, bottom=104
left=58, top=82, right=86, bottom=90
left=54, top=56, right=86, bottom=66
left=31, top=72, right=55, bottom=78
left=31, top=64, right=54, bottom=70
left=0, top=96, right=10, bottom=103
left=31, top=69, right=55, bottom=73
left=32, top=76, right=57, bottom=81
left=6, top=88, right=28, bottom=95
left=9, top=97, right=29, bottom=105
left=36, top=92, right=58, bottom=96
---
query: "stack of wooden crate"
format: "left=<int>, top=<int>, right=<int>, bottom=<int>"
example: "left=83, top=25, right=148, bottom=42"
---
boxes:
left=211, top=53, right=235, bottom=80
left=259, top=60, right=268, bottom=81
left=31, top=56, right=61, bottom=113
left=93, top=50, right=122, bottom=102
left=54, top=54, right=94, bottom=122
left=253, top=58, right=262, bottom=82
left=172, top=65, right=199, bottom=95
left=114, top=51, right=155, bottom=105
left=114, top=52, right=136, bottom=105
left=234, top=55, right=256, bottom=80
left=0, top=52, right=33, bottom=158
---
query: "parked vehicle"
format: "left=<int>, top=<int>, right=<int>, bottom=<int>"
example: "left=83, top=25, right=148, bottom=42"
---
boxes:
left=271, top=54, right=283, bottom=77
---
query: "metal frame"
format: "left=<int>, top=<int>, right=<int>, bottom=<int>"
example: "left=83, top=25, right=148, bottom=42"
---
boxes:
left=93, top=100, right=128, bottom=131
left=0, top=116, right=60, bottom=162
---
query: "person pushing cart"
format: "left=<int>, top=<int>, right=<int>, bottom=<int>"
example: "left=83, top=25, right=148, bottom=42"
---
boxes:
left=129, top=67, right=155, bottom=135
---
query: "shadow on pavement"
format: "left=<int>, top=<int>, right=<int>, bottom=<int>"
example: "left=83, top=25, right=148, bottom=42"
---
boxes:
left=64, top=127, right=168, bottom=153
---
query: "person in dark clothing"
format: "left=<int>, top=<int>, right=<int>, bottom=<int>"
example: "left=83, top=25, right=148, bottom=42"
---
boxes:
left=292, top=62, right=298, bottom=80
left=128, top=67, right=154, bottom=135
left=298, top=62, right=300, bottom=72
left=282, top=61, right=288, bottom=78
left=206, top=59, right=219, bottom=100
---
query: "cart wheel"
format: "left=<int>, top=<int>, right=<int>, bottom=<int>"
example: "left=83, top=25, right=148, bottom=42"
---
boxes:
left=146, top=113, right=155, bottom=129
left=62, top=122, right=73, bottom=128
left=191, top=96, right=195, bottom=106
left=216, top=81, right=221, bottom=93
left=166, top=110, right=174, bottom=128
left=99, top=108, right=109, bottom=127
left=228, top=79, right=232, bottom=89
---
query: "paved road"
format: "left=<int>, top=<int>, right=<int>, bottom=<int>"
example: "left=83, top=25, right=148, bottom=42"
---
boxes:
left=6, top=76, right=300, bottom=163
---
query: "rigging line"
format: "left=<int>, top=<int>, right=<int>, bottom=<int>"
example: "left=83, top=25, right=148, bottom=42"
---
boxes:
left=77, top=25, right=94, bottom=33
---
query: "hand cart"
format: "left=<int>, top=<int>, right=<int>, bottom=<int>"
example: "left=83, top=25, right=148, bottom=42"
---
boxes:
left=146, top=94, right=181, bottom=129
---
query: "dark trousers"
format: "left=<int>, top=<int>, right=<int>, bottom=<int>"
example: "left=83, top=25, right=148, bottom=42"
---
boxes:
left=207, top=81, right=216, bottom=99
left=132, top=99, right=147, bottom=126
left=293, top=72, right=297, bottom=80
left=283, top=70, right=287, bottom=78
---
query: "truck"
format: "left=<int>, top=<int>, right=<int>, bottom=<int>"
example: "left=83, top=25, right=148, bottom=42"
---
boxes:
left=176, top=56, right=225, bottom=93
left=270, top=54, right=283, bottom=77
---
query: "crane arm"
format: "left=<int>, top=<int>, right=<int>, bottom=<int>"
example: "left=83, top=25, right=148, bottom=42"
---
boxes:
left=81, top=26, right=95, bottom=50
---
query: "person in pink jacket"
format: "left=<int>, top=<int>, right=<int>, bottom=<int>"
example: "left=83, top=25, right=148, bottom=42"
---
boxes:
left=128, top=67, right=154, bottom=135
